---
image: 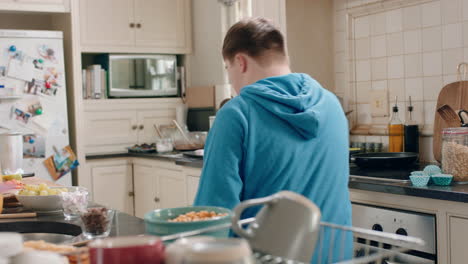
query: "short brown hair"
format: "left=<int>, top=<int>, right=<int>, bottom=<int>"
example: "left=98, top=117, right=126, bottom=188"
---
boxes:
left=222, top=17, right=286, bottom=62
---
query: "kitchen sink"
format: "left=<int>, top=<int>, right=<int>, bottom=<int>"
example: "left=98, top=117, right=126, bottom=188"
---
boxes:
left=0, top=221, right=82, bottom=243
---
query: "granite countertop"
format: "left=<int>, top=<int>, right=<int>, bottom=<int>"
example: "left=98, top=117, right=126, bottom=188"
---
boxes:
left=86, top=152, right=204, bottom=168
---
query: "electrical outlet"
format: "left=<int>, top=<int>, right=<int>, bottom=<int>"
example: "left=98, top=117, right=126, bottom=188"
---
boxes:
left=370, top=90, right=389, bottom=117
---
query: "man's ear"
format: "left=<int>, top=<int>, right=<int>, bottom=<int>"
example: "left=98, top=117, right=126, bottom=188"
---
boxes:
left=236, top=54, right=248, bottom=73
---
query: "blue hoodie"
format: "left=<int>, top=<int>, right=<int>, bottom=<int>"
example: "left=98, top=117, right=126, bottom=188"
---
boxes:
left=194, top=73, right=352, bottom=263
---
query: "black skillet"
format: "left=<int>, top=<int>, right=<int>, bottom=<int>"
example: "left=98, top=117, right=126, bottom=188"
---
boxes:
left=351, top=152, right=419, bottom=168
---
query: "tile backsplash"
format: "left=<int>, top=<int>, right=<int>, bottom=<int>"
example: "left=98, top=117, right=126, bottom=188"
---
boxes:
left=334, top=0, right=468, bottom=162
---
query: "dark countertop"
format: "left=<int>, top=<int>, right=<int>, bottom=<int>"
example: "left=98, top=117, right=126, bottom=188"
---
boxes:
left=86, top=152, right=204, bottom=168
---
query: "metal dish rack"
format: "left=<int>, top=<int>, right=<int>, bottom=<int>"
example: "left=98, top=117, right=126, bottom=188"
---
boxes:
left=62, top=217, right=425, bottom=264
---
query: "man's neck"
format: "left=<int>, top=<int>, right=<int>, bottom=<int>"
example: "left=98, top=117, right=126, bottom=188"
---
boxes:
left=249, top=64, right=292, bottom=84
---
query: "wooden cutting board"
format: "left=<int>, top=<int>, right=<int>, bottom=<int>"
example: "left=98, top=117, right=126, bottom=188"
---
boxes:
left=433, top=81, right=468, bottom=162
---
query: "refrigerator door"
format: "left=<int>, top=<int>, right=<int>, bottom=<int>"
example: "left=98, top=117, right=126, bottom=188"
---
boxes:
left=0, top=30, right=71, bottom=186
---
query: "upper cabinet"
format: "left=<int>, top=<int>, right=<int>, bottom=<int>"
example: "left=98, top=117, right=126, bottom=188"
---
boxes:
left=79, top=0, right=192, bottom=54
left=250, top=0, right=286, bottom=35
left=0, top=0, right=70, bottom=12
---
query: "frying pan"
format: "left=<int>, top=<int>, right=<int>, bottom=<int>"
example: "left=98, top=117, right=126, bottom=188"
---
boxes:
left=351, top=152, right=419, bottom=168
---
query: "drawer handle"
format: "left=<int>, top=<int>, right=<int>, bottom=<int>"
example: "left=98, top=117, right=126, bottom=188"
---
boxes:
left=128, top=191, right=135, bottom=197
left=154, top=197, right=160, bottom=203
left=130, top=23, right=135, bottom=28
left=139, top=125, right=144, bottom=130
left=136, top=23, right=142, bottom=28
left=132, top=125, right=137, bottom=130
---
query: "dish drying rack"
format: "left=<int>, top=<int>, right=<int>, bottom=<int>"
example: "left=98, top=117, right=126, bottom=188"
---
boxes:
left=64, top=217, right=425, bottom=264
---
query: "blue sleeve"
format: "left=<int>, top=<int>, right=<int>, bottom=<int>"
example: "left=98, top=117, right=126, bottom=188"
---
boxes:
left=193, top=104, right=246, bottom=210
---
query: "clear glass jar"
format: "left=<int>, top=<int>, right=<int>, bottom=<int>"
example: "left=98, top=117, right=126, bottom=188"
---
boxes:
left=441, top=127, right=468, bottom=181
left=156, top=138, right=174, bottom=153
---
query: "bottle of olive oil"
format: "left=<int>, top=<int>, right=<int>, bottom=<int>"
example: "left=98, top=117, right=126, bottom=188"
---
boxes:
left=388, top=97, right=404, bottom=152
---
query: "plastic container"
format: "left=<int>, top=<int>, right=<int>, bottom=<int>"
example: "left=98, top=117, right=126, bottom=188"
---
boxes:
left=441, top=127, right=468, bottom=181
left=156, top=138, right=174, bottom=153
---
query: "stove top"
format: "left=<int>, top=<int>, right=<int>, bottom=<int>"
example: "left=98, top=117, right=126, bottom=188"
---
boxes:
left=349, top=163, right=428, bottom=183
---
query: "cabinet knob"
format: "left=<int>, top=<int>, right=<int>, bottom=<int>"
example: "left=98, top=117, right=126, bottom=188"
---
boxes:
left=130, top=23, right=135, bottom=28
left=128, top=191, right=135, bottom=197
left=132, top=125, right=137, bottom=130
left=136, top=23, right=142, bottom=28
left=139, top=125, right=144, bottom=130
left=154, top=197, right=160, bottom=203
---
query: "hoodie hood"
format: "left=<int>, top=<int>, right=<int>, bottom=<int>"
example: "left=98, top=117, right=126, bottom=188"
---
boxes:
left=240, top=73, right=330, bottom=139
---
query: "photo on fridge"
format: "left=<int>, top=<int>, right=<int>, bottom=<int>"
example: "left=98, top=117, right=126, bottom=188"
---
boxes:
left=43, top=145, right=79, bottom=181
left=23, top=134, right=45, bottom=158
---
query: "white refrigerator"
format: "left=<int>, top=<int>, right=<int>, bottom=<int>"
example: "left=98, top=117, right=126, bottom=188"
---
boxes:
left=0, top=29, right=72, bottom=186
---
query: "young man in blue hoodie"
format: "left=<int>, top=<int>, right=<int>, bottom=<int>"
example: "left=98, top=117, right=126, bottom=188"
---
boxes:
left=194, top=18, right=352, bottom=262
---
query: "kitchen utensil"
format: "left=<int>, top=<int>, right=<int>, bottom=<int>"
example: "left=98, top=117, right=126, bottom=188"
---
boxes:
left=458, top=109, right=468, bottom=127
left=0, top=132, right=23, bottom=175
left=351, top=152, right=419, bottom=168
left=144, top=206, right=232, bottom=238
left=409, top=175, right=430, bottom=187
left=231, top=191, right=321, bottom=263
left=437, top=104, right=460, bottom=127
left=173, top=132, right=207, bottom=151
left=0, top=212, right=37, bottom=219
left=165, top=236, right=254, bottom=264
left=88, top=235, right=164, bottom=264
left=153, top=124, right=162, bottom=138
left=433, top=62, right=468, bottom=162
left=172, top=120, right=191, bottom=143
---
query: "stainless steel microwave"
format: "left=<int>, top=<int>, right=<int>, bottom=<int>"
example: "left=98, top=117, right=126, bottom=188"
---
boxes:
left=108, top=54, right=179, bottom=98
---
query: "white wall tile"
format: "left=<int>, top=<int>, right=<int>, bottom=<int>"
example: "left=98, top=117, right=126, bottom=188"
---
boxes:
left=423, top=51, right=443, bottom=76
left=403, top=5, right=421, bottom=31
left=336, top=10, right=346, bottom=32
left=442, top=0, right=462, bottom=24
left=355, top=16, right=370, bottom=39
left=443, top=48, right=464, bottom=75
left=388, top=79, right=405, bottom=103
left=371, top=35, right=387, bottom=58
left=405, top=77, right=424, bottom=101
left=356, top=81, right=371, bottom=103
left=335, top=31, right=346, bottom=52
left=370, top=12, right=387, bottom=36
left=442, top=23, right=463, bottom=49
left=464, top=47, right=468, bottom=63
left=404, top=30, right=422, bottom=54
left=357, top=104, right=372, bottom=124
left=406, top=101, right=424, bottom=125
left=423, top=76, right=443, bottom=101
left=387, top=32, right=404, bottom=56
left=422, top=26, right=442, bottom=52
left=463, top=0, right=468, bottom=20
left=335, top=52, right=345, bottom=73
left=424, top=101, right=437, bottom=125
left=355, top=38, right=370, bottom=59
left=463, top=21, right=468, bottom=47
left=356, top=60, right=371, bottom=81
left=443, top=74, right=458, bottom=85
left=371, top=57, right=387, bottom=80
left=386, top=9, right=403, bottom=33
left=387, top=56, right=404, bottom=79
left=404, top=53, right=423, bottom=77
left=372, top=80, right=387, bottom=91
left=422, top=1, right=442, bottom=27
left=335, top=73, right=346, bottom=94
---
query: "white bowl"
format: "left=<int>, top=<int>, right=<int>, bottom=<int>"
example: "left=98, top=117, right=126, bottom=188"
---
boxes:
left=16, top=187, right=73, bottom=212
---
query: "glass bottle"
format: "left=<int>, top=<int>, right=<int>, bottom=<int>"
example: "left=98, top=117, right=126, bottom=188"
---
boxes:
left=388, top=98, right=404, bottom=152
left=404, top=96, right=419, bottom=153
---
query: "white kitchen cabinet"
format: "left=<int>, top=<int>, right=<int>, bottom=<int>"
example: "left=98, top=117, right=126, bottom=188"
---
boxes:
left=186, top=175, right=200, bottom=206
left=84, top=110, right=138, bottom=154
left=251, top=0, right=286, bottom=34
left=0, top=0, right=69, bottom=12
left=136, top=109, right=175, bottom=145
left=158, top=168, right=187, bottom=209
left=133, top=162, right=158, bottom=218
left=90, top=160, right=134, bottom=215
left=79, top=0, right=192, bottom=53
left=449, top=216, right=468, bottom=263
left=79, top=0, right=134, bottom=48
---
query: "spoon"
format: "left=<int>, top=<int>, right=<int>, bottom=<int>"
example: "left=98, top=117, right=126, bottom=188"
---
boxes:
left=172, top=120, right=192, bottom=144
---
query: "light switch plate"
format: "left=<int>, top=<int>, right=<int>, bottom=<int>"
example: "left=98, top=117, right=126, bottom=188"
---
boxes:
left=370, top=90, right=389, bottom=117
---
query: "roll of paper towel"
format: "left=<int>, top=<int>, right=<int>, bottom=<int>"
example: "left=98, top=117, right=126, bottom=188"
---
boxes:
left=0, top=133, right=23, bottom=175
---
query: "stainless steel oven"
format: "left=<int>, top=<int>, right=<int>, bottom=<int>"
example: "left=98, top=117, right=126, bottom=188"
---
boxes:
left=352, top=203, right=436, bottom=263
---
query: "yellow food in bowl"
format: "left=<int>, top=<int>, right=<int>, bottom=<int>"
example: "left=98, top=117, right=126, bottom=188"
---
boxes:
left=169, top=211, right=228, bottom=222
left=18, top=184, right=68, bottom=196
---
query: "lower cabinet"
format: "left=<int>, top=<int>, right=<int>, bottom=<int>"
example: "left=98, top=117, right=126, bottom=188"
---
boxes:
left=449, top=216, right=468, bottom=263
left=89, top=159, right=134, bottom=215
left=133, top=162, right=158, bottom=218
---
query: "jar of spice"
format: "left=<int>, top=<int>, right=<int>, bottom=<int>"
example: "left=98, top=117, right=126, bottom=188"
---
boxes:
left=441, top=127, right=468, bottom=181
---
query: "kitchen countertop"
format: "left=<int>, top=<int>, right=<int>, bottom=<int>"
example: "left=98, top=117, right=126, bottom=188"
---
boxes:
left=87, top=152, right=468, bottom=203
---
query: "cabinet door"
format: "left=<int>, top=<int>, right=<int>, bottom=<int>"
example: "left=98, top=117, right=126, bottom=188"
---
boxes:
left=134, top=0, right=190, bottom=50
left=251, top=0, right=287, bottom=34
left=186, top=176, right=200, bottom=206
left=80, top=0, right=134, bottom=48
left=449, top=216, right=468, bottom=263
left=17, top=0, right=64, bottom=4
left=84, top=110, right=138, bottom=154
left=158, top=168, right=187, bottom=209
left=134, top=163, right=158, bottom=218
left=91, top=164, right=134, bottom=215
left=136, top=109, right=175, bottom=144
